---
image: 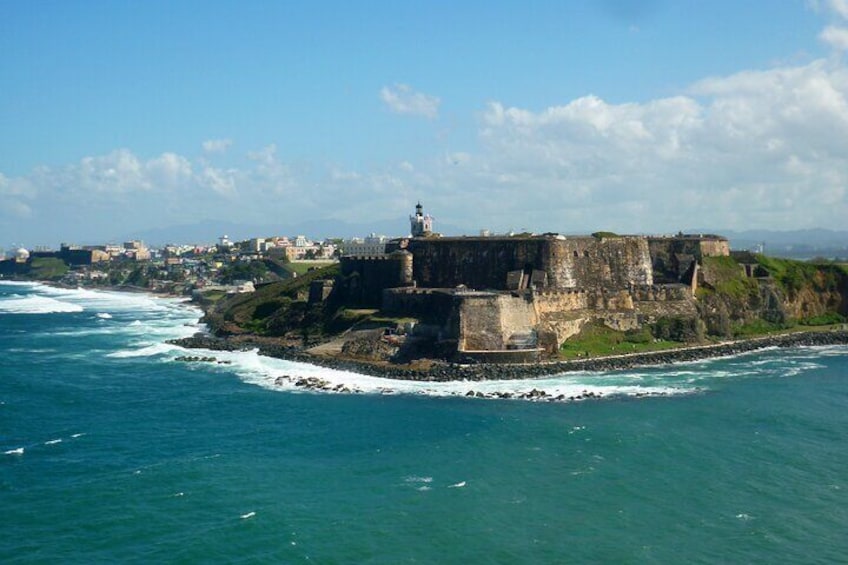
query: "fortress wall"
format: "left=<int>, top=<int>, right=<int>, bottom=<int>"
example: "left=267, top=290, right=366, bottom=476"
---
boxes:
left=532, top=289, right=591, bottom=312
left=544, top=237, right=654, bottom=289
left=700, top=239, right=731, bottom=257
left=532, top=288, right=636, bottom=315
left=458, top=294, right=504, bottom=350
left=339, top=252, right=412, bottom=307
left=410, top=238, right=549, bottom=290
left=648, top=236, right=730, bottom=283
left=632, top=283, right=700, bottom=322
left=532, top=288, right=639, bottom=346
left=381, top=288, right=456, bottom=322
left=631, top=284, right=693, bottom=302
left=409, top=236, right=653, bottom=291
left=457, top=293, right=537, bottom=351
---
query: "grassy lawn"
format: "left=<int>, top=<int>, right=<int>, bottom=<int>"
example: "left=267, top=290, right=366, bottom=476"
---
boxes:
left=559, top=323, right=682, bottom=360
left=285, top=261, right=336, bottom=276
left=28, top=257, right=68, bottom=280
left=197, top=289, right=227, bottom=303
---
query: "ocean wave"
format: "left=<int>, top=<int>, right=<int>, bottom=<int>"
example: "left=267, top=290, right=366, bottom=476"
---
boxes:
left=0, top=283, right=201, bottom=323
left=0, top=294, right=84, bottom=314
left=0, top=281, right=39, bottom=287
left=107, top=342, right=185, bottom=358
left=37, top=285, right=191, bottom=315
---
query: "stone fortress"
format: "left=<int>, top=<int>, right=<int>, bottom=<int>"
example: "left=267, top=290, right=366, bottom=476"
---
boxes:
left=337, top=204, right=730, bottom=362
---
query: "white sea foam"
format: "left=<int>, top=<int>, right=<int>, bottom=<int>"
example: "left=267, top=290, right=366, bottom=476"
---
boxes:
left=0, top=294, right=84, bottom=314
left=96, top=312, right=113, bottom=319
left=45, top=439, right=62, bottom=445
left=4, top=447, right=24, bottom=455
left=240, top=511, right=256, bottom=520
left=107, top=342, right=184, bottom=358
left=448, top=481, right=466, bottom=488
left=71, top=433, right=85, bottom=438
left=173, top=345, right=693, bottom=403
left=38, top=285, right=178, bottom=314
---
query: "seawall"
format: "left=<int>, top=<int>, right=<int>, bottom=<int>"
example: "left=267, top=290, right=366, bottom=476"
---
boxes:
left=169, top=329, right=848, bottom=383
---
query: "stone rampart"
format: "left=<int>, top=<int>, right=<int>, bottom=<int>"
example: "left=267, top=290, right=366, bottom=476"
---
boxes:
left=382, top=287, right=456, bottom=323
left=410, top=237, right=549, bottom=290
left=409, top=235, right=653, bottom=291
left=544, top=237, right=653, bottom=289
left=457, top=292, right=538, bottom=351
left=339, top=251, right=413, bottom=307
left=533, top=288, right=636, bottom=314
left=648, top=235, right=729, bottom=283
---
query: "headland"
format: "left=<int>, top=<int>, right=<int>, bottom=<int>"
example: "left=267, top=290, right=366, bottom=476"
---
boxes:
left=172, top=205, right=848, bottom=380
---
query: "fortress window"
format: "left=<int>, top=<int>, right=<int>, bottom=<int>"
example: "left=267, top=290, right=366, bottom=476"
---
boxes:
left=583, top=250, right=590, bottom=258
left=573, top=250, right=579, bottom=258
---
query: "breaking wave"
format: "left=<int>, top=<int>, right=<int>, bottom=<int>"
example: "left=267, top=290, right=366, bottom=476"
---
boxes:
left=0, top=294, right=84, bottom=314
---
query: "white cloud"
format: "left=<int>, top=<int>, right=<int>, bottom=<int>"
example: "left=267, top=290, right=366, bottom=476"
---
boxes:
left=202, top=138, right=233, bottom=154
left=4, top=53, right=848, bottom=243
left=809, top=0, right=848, bottom=19
left=247, top=143, right=278, bottom=165
left=380, top=84, right=440, bottom=119
left=0, top=173, right=34, bottom=219
left=198, top=166, right=238, bottom=197
left=146, top=153, right=193, bottom=188
left=76, top=149, right=148, bottom=193
left=820, top=25, right=848, bottom=49
left=828, top=0, right=848, bottom=19
left=435, top=59, right=848, bottom=232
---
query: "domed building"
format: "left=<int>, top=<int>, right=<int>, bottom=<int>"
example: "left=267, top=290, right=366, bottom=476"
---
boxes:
left=14, top=248, right=30, bottom=263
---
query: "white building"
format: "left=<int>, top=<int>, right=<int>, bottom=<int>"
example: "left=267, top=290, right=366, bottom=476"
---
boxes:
left=14, top=248, right=30, bottom=263
left=340, top=233, right=388, bottom=256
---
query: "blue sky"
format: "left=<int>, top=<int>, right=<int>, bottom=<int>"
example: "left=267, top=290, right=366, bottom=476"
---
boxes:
left=1, top=0, right=846, bottom=245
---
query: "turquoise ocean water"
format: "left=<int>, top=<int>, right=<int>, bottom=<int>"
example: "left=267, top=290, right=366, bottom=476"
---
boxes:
left=2, top=281, right=848, bottom=563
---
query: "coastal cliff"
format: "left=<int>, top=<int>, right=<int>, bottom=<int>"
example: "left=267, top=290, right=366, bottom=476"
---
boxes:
left=191, top=250, right=848, bottom=375
left=696, top=255, right=847, bottom=337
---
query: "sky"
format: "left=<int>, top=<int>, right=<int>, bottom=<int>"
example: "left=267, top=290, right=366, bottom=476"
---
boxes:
left=1, top=0, right=847, bottom=246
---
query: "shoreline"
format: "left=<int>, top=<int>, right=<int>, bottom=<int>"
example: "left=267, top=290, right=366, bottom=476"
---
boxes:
left=11, top=279, right=847, bottom=381
left=169, top=328, right=848, bottom=382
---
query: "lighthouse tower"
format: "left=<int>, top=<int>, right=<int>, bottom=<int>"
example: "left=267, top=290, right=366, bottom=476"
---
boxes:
left=409, top=202, right=433, bottom=237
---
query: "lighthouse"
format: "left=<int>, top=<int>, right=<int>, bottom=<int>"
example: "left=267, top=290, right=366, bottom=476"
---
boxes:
left=409, top=202, right=433, bottom=237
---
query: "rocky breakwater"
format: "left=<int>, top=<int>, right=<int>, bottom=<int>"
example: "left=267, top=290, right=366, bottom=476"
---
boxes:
left=174, top=355, right=232, bottom=365
left=168, top=329, right=848, bottom=383
left=465, top=329, right=848, bottom=381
